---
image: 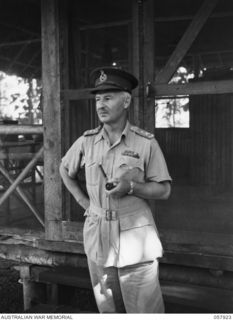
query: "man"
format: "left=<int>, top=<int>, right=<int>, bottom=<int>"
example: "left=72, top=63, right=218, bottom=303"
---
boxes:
left=59, top=67, right=172, bottom=313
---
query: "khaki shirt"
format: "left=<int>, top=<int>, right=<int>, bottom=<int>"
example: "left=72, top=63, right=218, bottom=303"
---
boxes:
left=62, top=121, right=171, bottom=267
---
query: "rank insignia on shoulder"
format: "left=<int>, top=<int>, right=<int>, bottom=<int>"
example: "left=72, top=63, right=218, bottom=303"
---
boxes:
left=122, top=150, right=140, bottom=159
left=84, top=126, right=102, bottom=136
left=130, top=126, right=154, bottom=139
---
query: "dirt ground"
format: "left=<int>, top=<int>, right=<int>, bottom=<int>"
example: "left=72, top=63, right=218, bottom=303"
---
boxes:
left=0, top=258, right=24, bottom=313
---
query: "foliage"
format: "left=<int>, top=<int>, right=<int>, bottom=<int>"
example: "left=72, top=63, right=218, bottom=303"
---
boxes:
left=155, top=66, right=193, bottom=128
left=0, top=71, right=42, bottom=124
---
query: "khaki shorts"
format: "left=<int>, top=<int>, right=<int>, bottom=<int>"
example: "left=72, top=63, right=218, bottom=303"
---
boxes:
left=87, top=259, right=164, bottom=313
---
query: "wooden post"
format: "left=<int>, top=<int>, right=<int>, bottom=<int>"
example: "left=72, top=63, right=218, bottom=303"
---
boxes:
left=131, top=0, right=155, bottom=131
left=143, top=0, right=155, bottom=133
left=46, top=283, right=59, bottom=305
left=41, top=0, right=63, bottom=240
left=16, top=265, right=46, bottom=311
left=131, top=0, right=156, bottom=217
left=140, top=0, right=157, bottom=218
left=131, top=0, right=141, bottom=127
left=231, top=96, right=233, bottom=188
left=59, top=0, right=71, bottom=221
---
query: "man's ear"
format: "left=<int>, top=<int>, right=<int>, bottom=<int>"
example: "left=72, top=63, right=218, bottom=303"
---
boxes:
left=124, top=95, right=131, bottom=109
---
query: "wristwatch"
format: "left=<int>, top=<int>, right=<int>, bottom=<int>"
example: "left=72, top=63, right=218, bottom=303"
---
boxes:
left=128, top=181, right=135, bottom=195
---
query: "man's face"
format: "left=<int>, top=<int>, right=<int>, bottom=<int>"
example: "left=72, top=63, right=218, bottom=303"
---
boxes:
left=95, top=91, right=127, bottom=125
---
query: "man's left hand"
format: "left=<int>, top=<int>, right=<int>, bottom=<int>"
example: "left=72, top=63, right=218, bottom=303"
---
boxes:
left=106, top=178, right=130, bottom=198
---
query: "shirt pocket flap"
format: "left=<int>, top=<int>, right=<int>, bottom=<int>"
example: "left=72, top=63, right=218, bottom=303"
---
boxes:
left=120, top=213, right=154, bottom=231
left=118, top=156, right=144, bottom=171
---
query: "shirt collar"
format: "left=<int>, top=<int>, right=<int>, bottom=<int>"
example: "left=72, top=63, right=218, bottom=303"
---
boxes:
left=94, top=120, right=131, bottom=146
left=94, top=126, right=105, bottom=144
left=122, top=120, right=131, bottom=147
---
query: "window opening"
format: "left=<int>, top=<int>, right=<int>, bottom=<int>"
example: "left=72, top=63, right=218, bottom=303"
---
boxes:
left=155, top=66, right=194, bottom=128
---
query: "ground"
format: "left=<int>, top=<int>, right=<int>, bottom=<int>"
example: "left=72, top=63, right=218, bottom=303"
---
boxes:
left=0, top=258, right=24, bottom=313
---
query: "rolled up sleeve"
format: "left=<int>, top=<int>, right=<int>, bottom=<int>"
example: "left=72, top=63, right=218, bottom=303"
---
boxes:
left=146, top=139, right=172, bottom=183
left=61, top=136, right=84, bottom=178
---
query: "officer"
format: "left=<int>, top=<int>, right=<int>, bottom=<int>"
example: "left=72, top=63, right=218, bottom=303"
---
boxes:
left=59, top=66, right=172, bottom=313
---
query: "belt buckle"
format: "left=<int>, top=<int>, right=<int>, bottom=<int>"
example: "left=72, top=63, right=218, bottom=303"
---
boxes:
left=105, top=210, right=117, bottom=221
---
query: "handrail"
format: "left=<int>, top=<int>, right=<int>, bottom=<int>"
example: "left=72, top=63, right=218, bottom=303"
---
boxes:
left=0, top=125, right=43, bottom=135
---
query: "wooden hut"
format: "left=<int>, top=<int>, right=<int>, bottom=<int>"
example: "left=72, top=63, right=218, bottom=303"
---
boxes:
left=0, top=0, right=233, bottom=312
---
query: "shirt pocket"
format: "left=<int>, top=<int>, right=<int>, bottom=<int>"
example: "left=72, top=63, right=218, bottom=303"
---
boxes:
left=85, top=160, right=100, bottom=186
left=119, top=212, right=154, bottom=231
left=118, top=156, right=144, bottom=170
left=116, top=156, right=144, bottom=182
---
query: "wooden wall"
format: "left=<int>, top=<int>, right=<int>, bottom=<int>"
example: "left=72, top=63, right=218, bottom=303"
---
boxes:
left=154, top=92, right=233, bottom=273
left=155, top=128, right=190, bottom=181
left=155, top=93, right=233, bottom=191
left=190, top=94, right=233, bottom=190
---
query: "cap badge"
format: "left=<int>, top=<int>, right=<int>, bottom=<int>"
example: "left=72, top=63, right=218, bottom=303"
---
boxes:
left=99, top=70, right=107, bottom=83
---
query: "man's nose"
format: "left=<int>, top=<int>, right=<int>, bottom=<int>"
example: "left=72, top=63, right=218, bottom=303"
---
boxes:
left=97, top=100, right=105, bottom=108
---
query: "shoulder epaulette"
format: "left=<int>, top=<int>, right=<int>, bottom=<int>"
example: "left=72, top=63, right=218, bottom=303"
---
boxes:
left=83, top=126, right=101, bottom=137
left=130, top=126, right=154, bottom=139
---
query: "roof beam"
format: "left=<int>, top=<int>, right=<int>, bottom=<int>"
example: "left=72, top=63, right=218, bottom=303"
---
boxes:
left=0, top=39, right=40, bottom=48
left=156, top=49, right=233, bottom=61
left=70, top=11, right=233, bottom=32
left=155, top=0, right=219, bottom=84
left=60, top=78, right=233, bottom=102
left=79, top=19, right=130, bottom=31
left=147, top=79, right=233, bottom=97
left=61, top=89, right=92, bottom=100
left=154, top=11, right=233, bottom=22
left=21, top=50, right=41, bottom=75
left=0, top=22, right=40, bottom=37
left=0, top=55, right=37, bottom=70
left=7, top=43, right=29, bottom=71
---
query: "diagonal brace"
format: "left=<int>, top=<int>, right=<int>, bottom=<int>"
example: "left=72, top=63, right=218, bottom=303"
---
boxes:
left=0, top=147, right=44, bottom=227
left=155, top=0, right=219, bottom=84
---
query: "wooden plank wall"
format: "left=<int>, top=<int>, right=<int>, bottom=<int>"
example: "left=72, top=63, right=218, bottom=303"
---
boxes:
left=155, top=128, right=190, bottom=181
left=155, top=93, right=233, bottom=267
left=190, top=94, right=233, bottom=190
left=155, top=129, right=190, bottom=156
left=155, top=93, right=233, bottom=190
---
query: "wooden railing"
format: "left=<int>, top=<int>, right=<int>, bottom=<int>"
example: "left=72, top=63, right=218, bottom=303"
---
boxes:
left=0, top=125, right=44, bottom=227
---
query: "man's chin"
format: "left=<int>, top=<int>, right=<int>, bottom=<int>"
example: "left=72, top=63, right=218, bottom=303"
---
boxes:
left=98, top=117, right=110, bottom=123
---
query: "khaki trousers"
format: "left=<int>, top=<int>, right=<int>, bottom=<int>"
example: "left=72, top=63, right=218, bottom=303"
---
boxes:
left=87, top=259, right=164, bottom=313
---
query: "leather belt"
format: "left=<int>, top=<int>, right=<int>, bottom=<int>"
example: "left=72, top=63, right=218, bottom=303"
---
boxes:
left=89, top=204, right=117, bottom=221
left=89, top=203, right=149, bottom=221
